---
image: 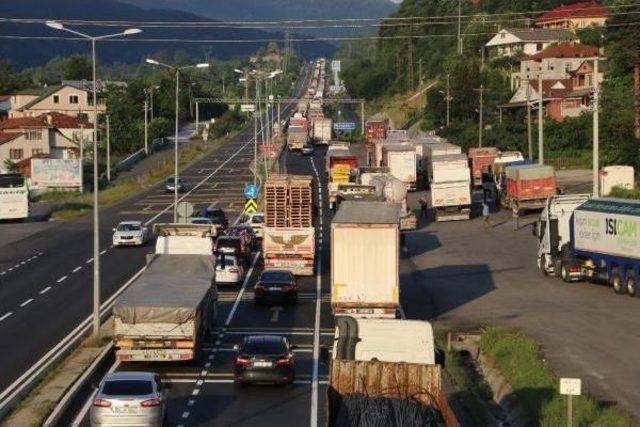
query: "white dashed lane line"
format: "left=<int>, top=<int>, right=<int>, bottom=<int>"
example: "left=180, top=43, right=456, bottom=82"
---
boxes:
left=0, top=312, right=13, bottom=322
left=56, top=276, right=67, bottom=283
left=72, top=266, right=82, bottom=273
left=20, top=299, right=33, bottom=308
left=40, top=287, right=51, bottom=295
left=0, top=252, right=44, bottom=276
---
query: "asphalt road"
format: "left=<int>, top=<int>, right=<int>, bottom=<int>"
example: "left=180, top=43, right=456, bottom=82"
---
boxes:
left=0, top=65, right=314, bottom=414
left=68, top=135, right=333, bottom=427
left=403, top=188, right=640, bottom=421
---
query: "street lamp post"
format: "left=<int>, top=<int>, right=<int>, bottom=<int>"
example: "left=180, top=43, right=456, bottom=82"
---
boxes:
left=146, top=59, right=209, bottom=222
left=45, top=21, right=141, bottom=340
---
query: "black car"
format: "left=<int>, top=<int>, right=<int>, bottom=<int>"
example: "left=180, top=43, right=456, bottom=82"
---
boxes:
left=200, top=207, right=228, bottom=231
left=164, top=176, right=187, bottom=193
left=234, top=335, right=296, bottom=386
left=254, top=269, right=298, bottom=304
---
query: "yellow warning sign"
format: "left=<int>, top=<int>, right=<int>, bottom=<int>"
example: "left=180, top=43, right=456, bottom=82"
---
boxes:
left=244, top=198, right=258, bottom=213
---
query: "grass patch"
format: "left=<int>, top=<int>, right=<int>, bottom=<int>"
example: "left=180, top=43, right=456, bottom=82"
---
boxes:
left=434, top=329, right=497, bottom=427
left=545, top=150, right=592, bottom=170
left=480, top=327, right=632, bottom=427
left=40, top=134, right=233, bottom=220
left=609, top=186, right=640, bottom=200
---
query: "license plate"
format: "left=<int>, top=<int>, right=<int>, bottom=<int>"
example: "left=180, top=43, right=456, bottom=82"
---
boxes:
left=345, top=308, right=374, bottom=314
left=141, top=349, right=168, bottom=359
left=253, top=361, right=273, bottom=368
left=268, top=287, right=281, bottom=291
left=113, top=407, right=139, bottom=414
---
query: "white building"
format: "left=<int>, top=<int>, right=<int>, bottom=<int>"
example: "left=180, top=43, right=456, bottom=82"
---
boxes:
left=485, top=28, right=576, bottom=57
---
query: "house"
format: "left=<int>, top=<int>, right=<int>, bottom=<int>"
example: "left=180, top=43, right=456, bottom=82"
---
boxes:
left=485, top=28, right=576, bottom=57
left=0, top=95, right=10, bottom=121
left=511, top=42, right=600, bottom=89
left=0, top=113, right=93, bottom=173
left=536, top=1, right=609, bottom=29
left=7, top=83, right=105, bottom=124
left=503, top=77, right=592, bottom=122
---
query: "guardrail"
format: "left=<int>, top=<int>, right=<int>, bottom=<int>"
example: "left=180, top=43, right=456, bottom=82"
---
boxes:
left=114, top=139, right=167, bottom=173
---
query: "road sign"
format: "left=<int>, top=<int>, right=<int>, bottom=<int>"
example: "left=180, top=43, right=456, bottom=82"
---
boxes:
left=244, top=198, right=258, bottom=214
left=333, top=122, right=356, bottom=131
left=560, top=378, right=581, bottom=396
left=331, top=60, right=341, bottom=72
left=177, top=201, right=194, bottom=219
left=241, top=104, right=255, bottom=112
left=244, top=184, right=259, bottom=199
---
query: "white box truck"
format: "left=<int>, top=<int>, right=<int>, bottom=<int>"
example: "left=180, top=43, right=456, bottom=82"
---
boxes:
left=313, top=118, right=332, bottom=145
left=429, top=153, right=471, bottom=221
left=331, top=201, right=400, bottom=318
left=113, top=224, right=218, bottom=362
left=382, top=145, right=417, bottom=190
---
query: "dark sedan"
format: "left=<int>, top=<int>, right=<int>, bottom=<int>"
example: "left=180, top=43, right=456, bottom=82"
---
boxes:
left=234, top=335, right=296, bottom=387
left=254, top=269, right=298, bottom=304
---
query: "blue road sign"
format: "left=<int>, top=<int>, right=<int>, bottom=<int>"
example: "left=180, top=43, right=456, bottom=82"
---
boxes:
left=333, top=122, right=356, bottom=131
left=244, top=184, right=259, bottom=199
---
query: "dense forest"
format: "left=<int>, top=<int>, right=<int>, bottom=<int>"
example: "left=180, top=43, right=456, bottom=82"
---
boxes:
left=339, top=0, right=640, bottom=170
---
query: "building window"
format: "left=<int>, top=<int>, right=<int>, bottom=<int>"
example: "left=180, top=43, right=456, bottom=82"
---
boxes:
left=69, top=95, right=79, bottom=104
left=53, top=95, right=60, bottom=104
left=32, top=148, right=43, bottom=156
left=78, top=113, right=89, bottom=122
left=9, top=149, right=23, bottom=160
left=25, top=130, right=42, bottom=140
left=587, top=75, right=593, bottom=87
left=565, top=62, right=572, bottom=72
left=536, top=43, right=543, bottom=51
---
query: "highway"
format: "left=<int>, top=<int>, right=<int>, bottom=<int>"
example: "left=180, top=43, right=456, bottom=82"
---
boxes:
left=65, top=137, right=333, bottom=427
left=0, top=64, right=314, bottom=415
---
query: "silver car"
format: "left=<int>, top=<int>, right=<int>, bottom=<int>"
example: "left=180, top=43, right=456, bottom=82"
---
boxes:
left=90, top=371, right=166, bottom=427
left=112, top=221, right=149, bottom=247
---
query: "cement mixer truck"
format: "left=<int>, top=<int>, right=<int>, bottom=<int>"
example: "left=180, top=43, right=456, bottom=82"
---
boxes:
left=361, top=172, right=417, bottom=231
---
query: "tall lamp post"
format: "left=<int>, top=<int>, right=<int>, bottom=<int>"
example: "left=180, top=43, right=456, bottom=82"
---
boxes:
left=145, top=58, right=209, bottom=222
left=45, top=21, right=141, bottom=340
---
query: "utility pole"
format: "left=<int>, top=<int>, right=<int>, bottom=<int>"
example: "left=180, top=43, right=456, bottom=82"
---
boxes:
left=149, top=87, right=154, bottom=121
left=361, top=101, right=365, bottom=137
left=79, top=123, right=84, bottom=193
left=144, top=98, right=149, bottom=155
left=106, top=115, right=111, bottom=182
left=635, top=60, right=640, bottom=139
left=446, top=74, right=451, bottom=127
left=253, top=109, right=258, bottom=186
left=478, top=84, right=484, bottom=147
left=526, top=82, right=533, bottom=161
left=418, top=58, right=423, bottom=85
left=480, top=46, right=485, bottom=71
left=408, top=39, right=414, bottom=91
left=538, top=74, right=544, bottom=164
left=244, top=68, right=250, bottom=103
left=593, top=58, right=600, bottom=197
left=195, top=101, right=199, bottom=136
left=457, top=0, right=462, bottom=55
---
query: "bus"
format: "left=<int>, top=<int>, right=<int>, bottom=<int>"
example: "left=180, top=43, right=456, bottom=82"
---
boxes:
left=0, top=173, right=29, bottom=220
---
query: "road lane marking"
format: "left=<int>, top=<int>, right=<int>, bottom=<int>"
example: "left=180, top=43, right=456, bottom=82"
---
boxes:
left=85, top=258, right=93, bottom=264
left=99, top=249, right=107, bottom=255
left=40, top=287, right=52, bottom=295
left=182, top=411, right=190, bottom=419
left=56, top=276, right=67, bottom=283
left=270, top=305, right=283, bottom=323
left=0, top=312, right=12, bottom=322
left=72, top=266, right=82, bottom=273
left=20, top=299, right=33, bottom=307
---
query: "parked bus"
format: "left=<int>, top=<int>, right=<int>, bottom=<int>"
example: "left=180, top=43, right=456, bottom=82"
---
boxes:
left=0, top=173, right=29, bottom=220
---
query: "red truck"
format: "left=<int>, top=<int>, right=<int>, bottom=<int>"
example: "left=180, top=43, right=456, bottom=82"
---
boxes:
left=365, top=119, right=388, bottom=145
left=468, top=147, right=499, bottom=188
left=504, top=164, right=557, bottom=216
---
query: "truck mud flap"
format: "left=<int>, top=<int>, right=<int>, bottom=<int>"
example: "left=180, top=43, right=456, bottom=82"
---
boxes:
left=335, top=316, right=359, bottom=360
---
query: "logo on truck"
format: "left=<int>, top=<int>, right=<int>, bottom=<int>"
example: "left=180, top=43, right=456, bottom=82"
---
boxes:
left=605, top=217, right=637, bottom=239
left=269, top=234, right=308, bottom=250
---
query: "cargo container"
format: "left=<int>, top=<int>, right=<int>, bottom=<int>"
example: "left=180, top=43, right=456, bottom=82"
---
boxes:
left=429, top=154, right=471, bottom=221
left=312, top=118, right=332, bottom=145
left=331, top=201, right=400, bottom=318
left=263, top=175, right=315, bottom=276
left=535, top=197, right=640, bottom=297
left=382, top=145, right=417, bottom=190
left=599, top=165, right=635, bottom=196
left=325, top=316, right=457, bottom=427
left=365, top=119, right=388, bottom=145
left=287, top=126, right=308, bottom=150
left=504, top=164, right=557, bottom=215
left=328, top=154, right=358, bottom=210
left=425, top=143, right=462, bottom=183
left=468, top=147, right=499, bottom=188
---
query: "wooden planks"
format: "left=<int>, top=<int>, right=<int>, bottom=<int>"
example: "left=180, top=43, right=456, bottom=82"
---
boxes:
left=265, top=174, right=313, bottom=228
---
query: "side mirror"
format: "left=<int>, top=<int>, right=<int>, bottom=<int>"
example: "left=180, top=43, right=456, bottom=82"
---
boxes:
left=233, top=344, right=240, bottom=352
left=435, top=348, right=445, bottom=368
left=320, top=346, right=330, bottom=363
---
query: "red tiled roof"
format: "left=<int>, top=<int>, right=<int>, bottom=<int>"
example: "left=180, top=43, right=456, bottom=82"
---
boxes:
left=528, top=79, right=576, bottom=99
left=0, top=112, right=93, bottom=130
left=536, top=1, right=609, bottom=24
left=527, top=42, right=599, bottom=61
left=0, top=131, right=22, bottom=145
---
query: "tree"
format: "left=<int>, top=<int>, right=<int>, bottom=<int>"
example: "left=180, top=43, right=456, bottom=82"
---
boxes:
left=63, top=54, right=92, bottom=81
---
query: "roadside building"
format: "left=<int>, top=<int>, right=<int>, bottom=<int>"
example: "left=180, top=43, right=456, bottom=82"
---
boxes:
left=536, top=1, right=609, bottom=29
left=485, top=28, right=575, bottom=57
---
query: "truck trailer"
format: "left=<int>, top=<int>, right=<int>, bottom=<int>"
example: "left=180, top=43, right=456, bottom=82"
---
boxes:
left=429, top=154, right=472, bottom=221
left=503, top=164, right=557, bottom=215
left=537, top=197, right=640, bottom=296
left=331, top=201, right=400, bottom=318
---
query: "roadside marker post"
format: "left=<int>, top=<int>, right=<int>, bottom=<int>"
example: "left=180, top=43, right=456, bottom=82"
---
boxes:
left=244, top=198, right=258, bottom=214
left=560, top=377, right=582, bottom=427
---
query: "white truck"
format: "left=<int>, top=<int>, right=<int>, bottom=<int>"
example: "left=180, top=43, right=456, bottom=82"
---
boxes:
left=429, top=153, right=472, bottom=221
left=382, top=144, right=417, bottom=190
left=113, top=224, right=218, bottom=362
left=263, top=228, right=315, bottom=276
left=425, top=142, right=462, bottom=184
left=331, top=201, right=400, bottom=318
left=312, top=118, right=332, bottom=145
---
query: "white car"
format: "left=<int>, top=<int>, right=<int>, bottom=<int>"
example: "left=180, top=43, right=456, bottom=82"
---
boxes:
left=216, top=254, right=245, bottom=285
left=240, top=212, right=264, bottom=239
left=112, top=221, right=149, bottom=247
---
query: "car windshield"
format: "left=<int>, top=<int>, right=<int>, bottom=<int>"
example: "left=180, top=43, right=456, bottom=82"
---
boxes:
left=217, top=256, right=236, bottom=268
left=217, top=239, right=240, bottom=250
left=166, top=177, right=182, bottom=184
left=261, top=271, right=293, bottom=283
left=102, top=380, right=153, bottom=396
left=242, top=339, right=286, bottom=355
left=117, top=223, right=141, bottom=232
left=251, top=215, right=264, bottom=224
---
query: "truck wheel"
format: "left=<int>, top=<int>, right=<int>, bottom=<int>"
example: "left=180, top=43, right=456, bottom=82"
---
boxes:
left=611, top=274, right=625, bottom=295
left=538, top=256, right=547, bottom=276
left=560, top=265, right=571, bottom=283
left=626, top=276, right=637, bottom=297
